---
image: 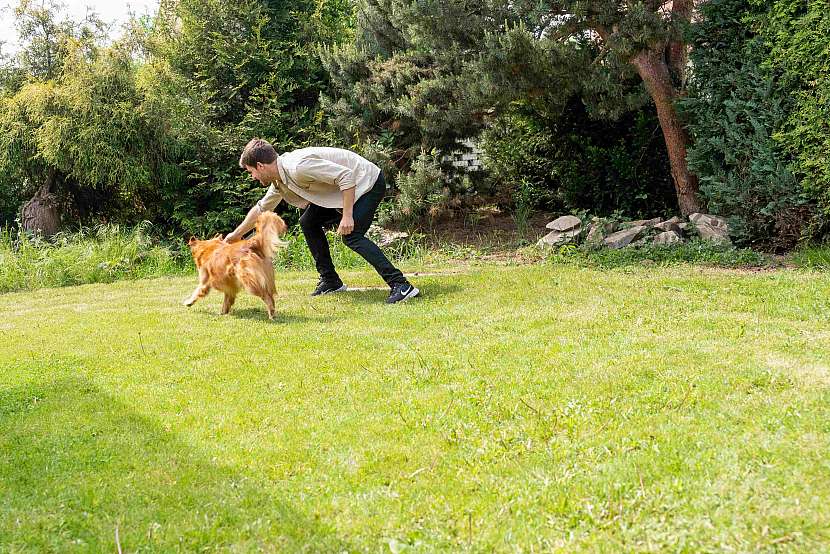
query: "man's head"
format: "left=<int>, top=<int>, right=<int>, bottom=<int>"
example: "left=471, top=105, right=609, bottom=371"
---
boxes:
left=239, top=138, right=279, bottom=186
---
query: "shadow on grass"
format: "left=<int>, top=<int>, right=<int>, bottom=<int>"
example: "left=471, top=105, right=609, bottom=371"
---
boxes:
left=227, top=307, right=328, bottom=324
left=333, top=281, right=463, bottom=305
left=0, top=377, right=354, bottom=552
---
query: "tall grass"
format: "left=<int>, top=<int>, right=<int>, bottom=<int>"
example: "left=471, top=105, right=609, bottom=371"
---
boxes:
left=538, top=240, right=775, bottom=268
left=0, top=224, right=189, bottom=294
left=792, top=244, right=830, bottom=270
left=0, top=224, right=428, bottom=294
left=273, top=226, right=427, bottom=272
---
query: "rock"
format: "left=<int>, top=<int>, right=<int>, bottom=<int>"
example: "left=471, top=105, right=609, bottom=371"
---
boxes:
left=585, top=219, right=616, bottom=244
left=603, top=225, right=647, bottom=249
left=368, top=225, right=410, bottom=247
left=689, top=213, right=729, bottom=230
left=653, top=230, right=683, bottom=245
left=695, top=223, right=732, bottom=244
left=665, top=216, right=684, bottom=225
left=546, top=215, right=582, bottom=232
left=537, top=227, right=581, bottom=248
left=654, top=221, right=683, bottom=234
left=623, top=217, right=662, bottom=228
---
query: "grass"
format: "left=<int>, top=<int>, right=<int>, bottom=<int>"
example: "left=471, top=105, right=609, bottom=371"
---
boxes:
left=792, top=244, right=830, bottom=270
left=1, top=261, right=829, bottom=552
left=0, top=224, right=427, bottom=294
left=539, top=240, right=775, bottom=269
left=0, top=224, right=190, bottom=294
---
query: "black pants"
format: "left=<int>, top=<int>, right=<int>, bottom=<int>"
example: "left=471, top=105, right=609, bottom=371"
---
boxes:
left=299, top=173, right=405, bottom=287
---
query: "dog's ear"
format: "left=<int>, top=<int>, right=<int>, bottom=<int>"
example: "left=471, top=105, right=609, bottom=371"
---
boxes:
left=188, top=236, right=197, bottom=245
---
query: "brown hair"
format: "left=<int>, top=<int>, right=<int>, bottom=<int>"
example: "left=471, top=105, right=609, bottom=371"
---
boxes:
left=239, top=138, right=278, bottom=168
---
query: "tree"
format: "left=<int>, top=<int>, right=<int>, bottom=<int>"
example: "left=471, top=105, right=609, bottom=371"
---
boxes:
left=681, top=0, right=805, bottom=248
left=11, top=0, right=108, bottom=82
left=0, top=36, right=184, bottom=233
left=141, top=0, right=355, bottom=234
left=324, top=0, right=704, bottom=215
left=761, top=0, right=830, bottom=235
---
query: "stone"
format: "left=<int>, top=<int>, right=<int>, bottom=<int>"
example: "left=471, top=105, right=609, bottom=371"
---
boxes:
left=603, top=225, right=647, bottom=249
left=654, top=221, right=683, bottom=234
left=546, top=215, right=582, bottom=232
left=695, top=223, right=731, bottom=244
left=537, top=227, right=581, bottom=248
left=585, top=219, right=616, bottom=244
left=689, top=213, right=729, bottom=230
left=623, top=217, right=662, bottom=228
left=368, top=225, right=410, bottom=247
left=665, top=216, right=684, bottom=225
left=653, top=230, right=683, bottom=245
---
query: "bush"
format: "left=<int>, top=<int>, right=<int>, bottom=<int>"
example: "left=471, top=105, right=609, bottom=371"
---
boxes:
left=540, top=240, right=774, bottom=269
left=682, top=0, right=808, bottom=249
left=380, top=149, right=463, bottom=226
left=0, top=222, right=428, bottom=294
left=762, top=0, right=830, bottom=235
left=791, top=244, right=830, bottom=271
left=480, top=101, right=676, bottom=219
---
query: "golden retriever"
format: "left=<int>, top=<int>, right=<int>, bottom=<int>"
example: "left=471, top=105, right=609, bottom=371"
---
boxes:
left=184, top=212, right=288, bottom=319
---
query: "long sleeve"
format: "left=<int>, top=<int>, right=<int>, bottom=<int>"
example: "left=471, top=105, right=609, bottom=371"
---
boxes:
left=295, top=158, right=357, bottom=191
left=256, top=184, right=283, bottom=212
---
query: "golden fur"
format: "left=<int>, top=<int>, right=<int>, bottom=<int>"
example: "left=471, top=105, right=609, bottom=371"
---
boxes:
left=184, top=212, right=288, bottom=319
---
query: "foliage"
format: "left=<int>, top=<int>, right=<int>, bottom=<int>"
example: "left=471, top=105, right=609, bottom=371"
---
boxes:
left=322, top=0, right=700, bottom=214
left=0, top=222, right=426, bottom=293
left=382, top=149, right=457, bottom=226
left=0, top=223, right=189, bottom=293
left=142, top=0, right=355, bottom=236
left=480, top=101, right=676, bottom=218
left=760, top=0, right=830, bottom=234
left=0, top=42, right=185, bottom=224
left=791, top=244, right=830, bottom=271
left=682, top=0, right=807, bottom=249
left=541, top=239, right=774, bottom=269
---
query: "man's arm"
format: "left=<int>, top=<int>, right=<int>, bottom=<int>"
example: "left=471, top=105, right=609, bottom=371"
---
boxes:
left=226, top=185, right=283, bottom=242
left=337, top=187, right=355, bottom=235
left=225, top=205, right=261, bottom=243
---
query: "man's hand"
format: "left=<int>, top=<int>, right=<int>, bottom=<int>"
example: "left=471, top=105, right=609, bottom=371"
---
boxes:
left=224, top=231, right=241, bottom=243
left=337, top=215, right=354, bottom=236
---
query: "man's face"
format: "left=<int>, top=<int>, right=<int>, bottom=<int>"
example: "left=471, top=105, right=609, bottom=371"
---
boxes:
left=244, top=161, right=278, bottom=186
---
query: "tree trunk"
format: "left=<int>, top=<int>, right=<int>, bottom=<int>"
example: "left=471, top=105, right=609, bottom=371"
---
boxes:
left=21, top=169, right=61, bottom=236
left=632, top=48, right=702, bottom=216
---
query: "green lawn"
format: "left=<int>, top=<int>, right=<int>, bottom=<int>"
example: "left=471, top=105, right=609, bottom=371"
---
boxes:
left=1, top=262, right=829, bottom=552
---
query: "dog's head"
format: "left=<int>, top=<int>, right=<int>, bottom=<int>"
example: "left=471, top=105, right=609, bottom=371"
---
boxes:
left=187, top=236, right=223, bottom=269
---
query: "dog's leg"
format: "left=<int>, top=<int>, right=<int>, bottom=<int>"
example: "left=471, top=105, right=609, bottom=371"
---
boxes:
left=263, top=294, right=275, bottom=320
left=184, top=284, right=211, bottom=306
left=183, top=271, right=211, bottom=306
left=221, top=293, right=236, bottom=315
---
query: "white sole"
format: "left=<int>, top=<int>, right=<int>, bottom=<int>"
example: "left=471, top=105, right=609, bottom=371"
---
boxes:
left=394, top=286, right=419, bottom=303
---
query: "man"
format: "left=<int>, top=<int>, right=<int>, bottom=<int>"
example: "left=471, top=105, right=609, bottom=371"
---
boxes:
left=225, top=138, right=419, bottom=304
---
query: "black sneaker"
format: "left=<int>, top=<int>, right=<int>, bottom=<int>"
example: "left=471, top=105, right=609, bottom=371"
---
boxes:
left=387, top=281, right=419, bottom=304
left=311, top=279, right=347, bottom=296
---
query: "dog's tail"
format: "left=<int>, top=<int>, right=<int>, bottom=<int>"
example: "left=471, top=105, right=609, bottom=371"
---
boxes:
left=250, top=211, right=289, bottom=258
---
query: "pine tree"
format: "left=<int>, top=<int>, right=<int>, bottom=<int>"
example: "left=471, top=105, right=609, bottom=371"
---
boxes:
left=324, top=0, right=703, bottom=215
